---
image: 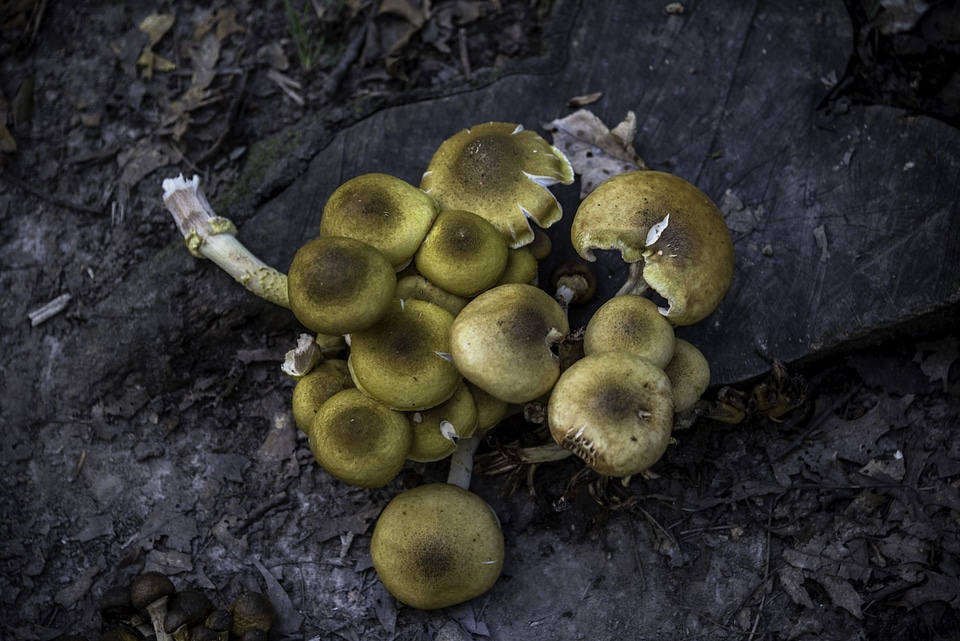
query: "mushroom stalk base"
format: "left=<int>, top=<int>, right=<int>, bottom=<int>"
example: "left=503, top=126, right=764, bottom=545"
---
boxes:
left=446, top=434, right=481, bottom=490
left=162, top=174, right=291, bottom=309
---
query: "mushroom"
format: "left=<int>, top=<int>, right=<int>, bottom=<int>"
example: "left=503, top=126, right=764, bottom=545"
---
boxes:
left=570, top=170, right=735, bottom=325
left=99, top=585, right=145, bottom=628
left=420, top=122, right=574, bottom=248
left=395, top=274, right=469, bottom=316
left=551, top=258, right=597, bottom=313
left=408, top=381, right=479, bottom=462
left=548, top=351, right=674, bottom=478
left=163, top=590, right=214, bottom=641
left=663, top=337, right=711, bottom=413
left=369, top=483, right=504, bottom=609
left=414, top=209, right=509, bottom=297
left=287, top=236, right=397, bottom=335
left=229, top=592, right=275, bottom=639
left=319, top=173, right=439, bottom=270
left=291, top=358, right=353, bottom=433
left=582, top=294, right=676, bottom=369
left=130, top=571, right=176, bottom=641
left=495, top=246, right=539, bottom=286
left=307, top=387, right=412, bottom=488
left=449, top=283, right=569, bottom=404
left=347, top=298, right=460, bottom=411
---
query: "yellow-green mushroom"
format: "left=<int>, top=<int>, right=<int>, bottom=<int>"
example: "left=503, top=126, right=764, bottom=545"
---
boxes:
left=307, top=388, right=412, bottom=488
left=370, top=483, right=504, bottom=609
left=414, top=209, right=509, bottom=298
left=548, top=351, right=674, bottom=477
left=571, top=170, right=735, bottom=325
left=319, top=173, right=439, bottom=270
left=421, top=122, right=574, bottom=248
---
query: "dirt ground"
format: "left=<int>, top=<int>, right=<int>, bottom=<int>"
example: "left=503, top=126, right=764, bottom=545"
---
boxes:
left=2, top=1, right=959, bottom=640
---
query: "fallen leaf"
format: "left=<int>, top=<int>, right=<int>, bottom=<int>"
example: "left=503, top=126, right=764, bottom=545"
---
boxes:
left=914, top=336, right=959, bottom=392
left=139, top=12, right=175, bottom=45
left=545, top=109, right=647, bottom=198
left=820, top=575, right=863, bottom=618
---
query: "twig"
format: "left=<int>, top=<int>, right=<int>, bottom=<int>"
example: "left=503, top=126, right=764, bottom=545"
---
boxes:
left=323, top=20, right=367, bottom=98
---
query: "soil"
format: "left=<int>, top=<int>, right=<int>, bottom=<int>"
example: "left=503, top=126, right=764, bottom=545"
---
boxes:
left=1, top=1, right=959, bottom=640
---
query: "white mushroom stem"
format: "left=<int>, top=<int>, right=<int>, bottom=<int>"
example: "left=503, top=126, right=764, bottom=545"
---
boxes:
left=615, top=261, right=650, bottom=297
left=446, top=433, right=481, bottom=490
left=162, top=174, right=290, bottom=309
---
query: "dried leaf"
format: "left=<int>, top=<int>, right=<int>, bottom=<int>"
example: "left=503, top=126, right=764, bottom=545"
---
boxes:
left=914, top=336, right=959, bottom=392
left=378, top=0, right=426, bottom=27
left=778, top=565, right=814, bottom=609
left=139, top=12, right=175, bottom=45
left=215, top=8, right=246, bottom=41
left=545, top=109, right=647, bottom=198
left=820, top=575, right=863, bottom=618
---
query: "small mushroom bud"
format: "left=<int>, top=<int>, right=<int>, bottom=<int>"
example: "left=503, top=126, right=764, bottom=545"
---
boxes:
left=407, top=381, right=479, bottom=462
left=290, top=358, right=353, bottom=433
left=421, top=122, right=574, bottom=248
left=396, top=274, right=469, bottom=316
left=307, top=388, right=413, bottom=488
left=663, top=338, right=711, bottom=413
left=163, top=589, right=214, bottom=640
left=319, top=173, right=439, bottom=270
left=99, top=585, right=145, bottom=627
left=229, top=592, right=275, bottom=638
left=495, top=246, right=539, bottom=287
left=287, top=236, right=397, bottom=336
left=370, top=483, right=504, bottom=609
left=130, top=571, right=176, bottom=641
left=548, top=351, right=674, bottom=477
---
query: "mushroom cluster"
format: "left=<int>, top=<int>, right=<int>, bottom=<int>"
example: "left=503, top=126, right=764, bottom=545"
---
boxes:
left=84, top=571, right=275, bottom=641
left=162, top=119, right=736, bottom=614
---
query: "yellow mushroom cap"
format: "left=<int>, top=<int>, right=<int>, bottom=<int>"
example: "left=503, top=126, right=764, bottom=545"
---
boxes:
left=548, top=351, right=674, bottom=477
left=571, top=171, right=735, bottom=325
left=583, top=294, right=676, bottom=368
left=420, top=122, right=574, bottom=248
left=450, top=283, right=569, bottom=404
left=347, top=298, right=459, bottom=411
left=370, top=483, right=504, bottom=610
left=414, top=209, right=509, bottom=298
left=319, top=173, right=439, bottom=270
left=663, top=338, right=711, bottom=413
left=287, top=236, right=397, bottom=335
left=291, top=358, right=353, bottom=433
left=307, top=388, right=412, bottom=488
left=395, top=274, right=469, bottom=316
left=407, top=381, right=479, bottom=462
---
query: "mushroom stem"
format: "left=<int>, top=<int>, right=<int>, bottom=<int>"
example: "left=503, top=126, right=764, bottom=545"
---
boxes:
left=162, top=174, right=290, bottom=309
left=446, top=434, right=481, bottom=490
left=614, top=261, right=649, bottom=297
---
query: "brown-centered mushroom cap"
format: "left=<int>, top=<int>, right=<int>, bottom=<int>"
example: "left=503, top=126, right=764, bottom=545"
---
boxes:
left=548, top=351, right=674, bottom=477
left=571, top=170, right=735, bottom=325
left=407, top=381, right=479, bottom=462
left=307, top=388, right=412, bottom=488
left=320, top=173, right=438, bottom=270
left=583, top=294, right=676, bottom=368
left=450, top=283, right=569, bottom=404
left=370, top=483, right=504, bottom=610
left=663, top=337, right=711, bottom=413
left=287, top=236, right=397, bottom=335
left=291, top=358, right=353, bottom=433
left=347, top=298, right=460, bottom=411
left=420, top=122, right=574, bottom=248
left=414, top=209, right=509, bottom=297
